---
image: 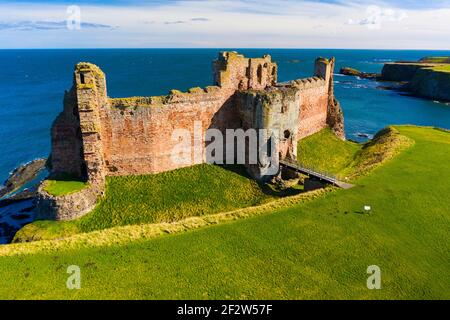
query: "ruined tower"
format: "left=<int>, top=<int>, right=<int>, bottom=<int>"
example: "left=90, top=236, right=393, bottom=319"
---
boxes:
left=51, top=63, right=108, bottom=191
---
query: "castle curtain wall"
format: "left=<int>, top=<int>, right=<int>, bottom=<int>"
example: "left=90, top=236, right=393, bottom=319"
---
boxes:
left=50, top=52, right=342, bottom=182
left=99, top=89, right=240, bottom=176
left=297, top=84, right=329, bottom=139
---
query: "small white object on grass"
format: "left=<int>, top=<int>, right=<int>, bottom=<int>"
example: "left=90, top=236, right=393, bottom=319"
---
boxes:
left=364, top=205, right=372, bottom=213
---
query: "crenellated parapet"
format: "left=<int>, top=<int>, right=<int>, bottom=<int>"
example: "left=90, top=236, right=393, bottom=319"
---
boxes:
left=213, top=51, right=277, bottom=90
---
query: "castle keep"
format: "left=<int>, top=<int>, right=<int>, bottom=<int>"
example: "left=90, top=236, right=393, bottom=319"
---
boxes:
left=38, top=51, right=344, bottom=220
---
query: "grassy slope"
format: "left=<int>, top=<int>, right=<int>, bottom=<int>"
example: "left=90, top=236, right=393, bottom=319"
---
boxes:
left=296, top=126, right=413, bottom=180
left=15, top=164, right=276, bottom=241
left=1, top=126, right=449, bottom=299
left=297, top=127, right=360, bottom=177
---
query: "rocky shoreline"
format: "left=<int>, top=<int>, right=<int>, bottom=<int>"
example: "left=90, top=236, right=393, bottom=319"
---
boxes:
left=0, top=159, right=47, bottom=243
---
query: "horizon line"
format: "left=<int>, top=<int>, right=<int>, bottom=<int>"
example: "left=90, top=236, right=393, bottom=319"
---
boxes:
left=1, top=47, right=450, bottom=51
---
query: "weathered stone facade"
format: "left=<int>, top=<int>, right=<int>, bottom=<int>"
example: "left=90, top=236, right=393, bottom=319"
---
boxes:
left=39, top=51, right=344, bottom=220
left=35, top=184, right=100, bottom=221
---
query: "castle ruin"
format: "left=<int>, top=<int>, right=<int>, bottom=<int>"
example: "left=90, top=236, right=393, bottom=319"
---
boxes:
left=37, top=51, right=344, bottom=220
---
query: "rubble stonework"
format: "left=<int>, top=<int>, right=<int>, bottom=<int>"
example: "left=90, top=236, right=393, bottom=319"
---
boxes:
left=39, top=51, right=345, bottom=220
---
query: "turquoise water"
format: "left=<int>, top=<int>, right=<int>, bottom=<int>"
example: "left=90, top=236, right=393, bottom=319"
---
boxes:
left=1, top=48, right=450, bottom=183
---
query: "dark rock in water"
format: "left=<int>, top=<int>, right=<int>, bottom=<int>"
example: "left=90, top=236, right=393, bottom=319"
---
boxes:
left=355, top=133, right=374, bottom=140
left=0, top=159, right=43, bottom=244
left=0, top=198, right=35, bottom=244
left=11, top=213, right=32, bottom=220
left=377, top=82, right=409, bottom=91
left=340, top=67, right=381, bottom=80
left=0, top=158, right=46, bottom=199
left=340, top=67, right=360, bottom=77
left=357, top=133, right=370, bottom=138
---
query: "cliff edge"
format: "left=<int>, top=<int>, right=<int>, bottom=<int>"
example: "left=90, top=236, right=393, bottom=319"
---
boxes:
left=381, top=59, right=450, bottom=102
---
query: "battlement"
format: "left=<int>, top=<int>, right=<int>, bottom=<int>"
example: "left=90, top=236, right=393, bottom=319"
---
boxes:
left=279, top=76, right=327, bottom=91
left=213, top=51, right=277, bottom=90
left=42, top=51, right=345, bottom=220
left=109, top=86, right=224, bottom=109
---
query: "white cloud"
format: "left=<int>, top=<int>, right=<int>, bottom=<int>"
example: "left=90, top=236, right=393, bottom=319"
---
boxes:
left=0, top=1, right=449, bottom=49
left=0, top=20, right=112, bottom=31
left=347, top=5, right=408, bottom=30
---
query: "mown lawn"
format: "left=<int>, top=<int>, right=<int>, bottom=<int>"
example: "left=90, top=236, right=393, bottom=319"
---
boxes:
left=0, top=126, right=449, bottom=299
left=15, top=164, right=277, bottom=241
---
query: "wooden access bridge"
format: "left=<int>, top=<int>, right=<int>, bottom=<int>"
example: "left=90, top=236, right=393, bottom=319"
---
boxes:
left=279, top=160, right=354, bottom=189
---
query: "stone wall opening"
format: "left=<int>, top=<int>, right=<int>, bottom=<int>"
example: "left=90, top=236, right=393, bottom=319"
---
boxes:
left=80, top=73, right=86, bottom=84
left=257, top=65, right=263, bottom=84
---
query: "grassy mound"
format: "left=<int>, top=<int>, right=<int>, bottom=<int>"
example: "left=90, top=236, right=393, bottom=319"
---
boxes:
left=297, top=126, right=414, bottom=180
left=15, top=164, right=276, bottom=242
left=343, top=127, right=414, bottom=178
left=297, top=127, right=360, bottom=176
left=0, top=126, right=449, bottom=299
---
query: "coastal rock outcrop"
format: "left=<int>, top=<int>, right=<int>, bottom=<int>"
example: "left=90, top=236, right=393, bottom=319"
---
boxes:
left=0, top=158, right=46, bottom=199
left=340, top=67, right=380, bottom=80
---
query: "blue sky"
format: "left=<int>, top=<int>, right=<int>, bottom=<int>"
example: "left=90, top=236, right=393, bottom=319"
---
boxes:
left=0, top=0, right=449, bottom=49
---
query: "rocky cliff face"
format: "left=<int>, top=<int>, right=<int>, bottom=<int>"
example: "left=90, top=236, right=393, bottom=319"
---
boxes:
left=409, top=68, right=450, bottom=102
left=381, top=62, right=450, bottom=102
left=381, top=63, right=424, bottom=82
left=327, top=98, right=345, bottom=140
left=327, top=58, right=345, bottom=140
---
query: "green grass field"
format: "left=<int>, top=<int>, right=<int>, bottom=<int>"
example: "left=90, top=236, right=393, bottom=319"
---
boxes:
left=15, top=164, right=277, bottom=242
left=1, top=126, right=449, bottom=299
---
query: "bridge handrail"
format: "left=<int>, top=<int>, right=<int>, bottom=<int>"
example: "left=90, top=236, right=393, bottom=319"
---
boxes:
left=280, top=160, right=338, bottom=183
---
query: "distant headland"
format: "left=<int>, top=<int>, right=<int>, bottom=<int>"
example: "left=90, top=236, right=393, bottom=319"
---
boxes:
left=341, top=56, right=450, bottom=102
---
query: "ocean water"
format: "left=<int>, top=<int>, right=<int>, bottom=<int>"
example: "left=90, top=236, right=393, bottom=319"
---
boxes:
left=1, top=48, right=450, bottom=184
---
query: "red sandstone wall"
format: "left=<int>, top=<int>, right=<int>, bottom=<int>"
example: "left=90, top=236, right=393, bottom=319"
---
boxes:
left=297, top=84, right=329, bottom=139
left=99, top=89, right=239, bottom=176
left=51, top=89, right=84, bottom=178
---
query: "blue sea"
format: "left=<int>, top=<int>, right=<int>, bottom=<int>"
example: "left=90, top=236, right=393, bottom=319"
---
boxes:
left=1, top=48, right=450, bottom=184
